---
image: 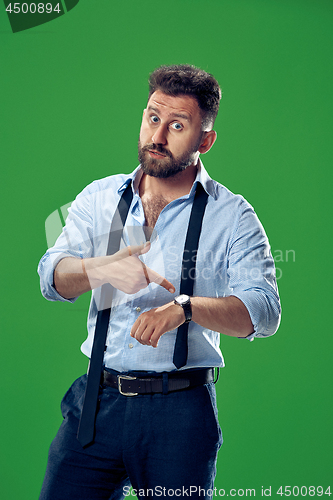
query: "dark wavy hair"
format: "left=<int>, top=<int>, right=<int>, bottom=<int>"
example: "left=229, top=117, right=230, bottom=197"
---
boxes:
left=148, top=64, right=221, bottom=129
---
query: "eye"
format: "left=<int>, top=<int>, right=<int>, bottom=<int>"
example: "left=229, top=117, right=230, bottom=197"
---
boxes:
left=171, top=122, right=183, bottom=131
left=150, top=115, right=159, bottom=124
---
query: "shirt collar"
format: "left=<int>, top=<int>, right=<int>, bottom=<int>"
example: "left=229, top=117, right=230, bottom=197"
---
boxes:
left=190, top=159, right=217, bottom=200
left=117, top=166, right=142, bottom=195
left=117, top=159, right=217, bottom=200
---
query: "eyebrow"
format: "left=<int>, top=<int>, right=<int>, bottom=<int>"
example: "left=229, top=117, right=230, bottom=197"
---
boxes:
left=147, top=105, right=191, bottom=122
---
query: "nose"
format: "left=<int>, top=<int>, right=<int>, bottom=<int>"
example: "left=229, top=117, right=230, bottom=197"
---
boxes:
left=151, top=124, right=167, bottom=145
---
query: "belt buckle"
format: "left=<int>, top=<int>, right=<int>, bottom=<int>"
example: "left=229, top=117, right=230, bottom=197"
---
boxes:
left=117, top=375, right=138, bottom=396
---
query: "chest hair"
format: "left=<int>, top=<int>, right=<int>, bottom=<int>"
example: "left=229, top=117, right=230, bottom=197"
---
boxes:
left=141, top=194, right=169, bottom=229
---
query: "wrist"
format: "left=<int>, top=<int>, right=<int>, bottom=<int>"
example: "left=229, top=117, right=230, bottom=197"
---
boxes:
left=173, top=303, right=187, bottom=323
left=83, top=256, right=110, bottom=288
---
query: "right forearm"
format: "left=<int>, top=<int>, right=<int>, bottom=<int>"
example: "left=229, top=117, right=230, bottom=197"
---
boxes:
left=53, top=243, right=175, bottom=299
left=54, top=256, right=108, bottom=299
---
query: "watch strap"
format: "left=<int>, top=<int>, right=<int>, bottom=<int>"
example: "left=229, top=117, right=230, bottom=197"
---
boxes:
left=182, top=301, right=192, bottom=323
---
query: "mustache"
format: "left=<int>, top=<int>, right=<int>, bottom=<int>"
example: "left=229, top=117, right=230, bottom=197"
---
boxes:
left=140, top=143, right=173, bottom=158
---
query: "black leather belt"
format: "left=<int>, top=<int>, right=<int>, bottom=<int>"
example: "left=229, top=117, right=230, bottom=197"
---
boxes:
left=102, top=368, right=215, bottom=396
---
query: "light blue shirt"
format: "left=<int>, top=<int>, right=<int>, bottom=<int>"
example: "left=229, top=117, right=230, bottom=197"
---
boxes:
left=38, top=161, right=281, bottom=372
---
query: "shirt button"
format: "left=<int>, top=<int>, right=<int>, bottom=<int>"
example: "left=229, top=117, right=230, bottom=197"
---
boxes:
left=135, top=307, right=141, bottom=312
left=128, top=343, right=134, bottom=349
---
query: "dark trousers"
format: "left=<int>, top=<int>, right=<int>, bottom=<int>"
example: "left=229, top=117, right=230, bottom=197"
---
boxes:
left=39, top=372, right=223, bottom=500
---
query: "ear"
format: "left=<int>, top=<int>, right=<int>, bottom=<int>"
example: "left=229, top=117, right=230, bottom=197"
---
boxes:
left=142, top=108, right=146, bottom=118
left=198, top=130, right=217, bottom=154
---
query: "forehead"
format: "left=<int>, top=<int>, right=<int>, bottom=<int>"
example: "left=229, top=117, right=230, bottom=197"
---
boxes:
left=147, top=90, right=201, bottom=123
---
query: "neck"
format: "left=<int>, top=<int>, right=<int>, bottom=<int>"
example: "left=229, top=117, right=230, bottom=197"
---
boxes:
left=139, top=162, right=198, bottom=201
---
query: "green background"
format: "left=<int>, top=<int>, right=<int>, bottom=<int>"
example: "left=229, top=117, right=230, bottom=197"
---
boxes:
left=0, top=0, right=332, bottom=498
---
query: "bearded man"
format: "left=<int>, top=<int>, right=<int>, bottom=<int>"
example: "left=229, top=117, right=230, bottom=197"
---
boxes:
left=38, top=64, right=281, bottom=500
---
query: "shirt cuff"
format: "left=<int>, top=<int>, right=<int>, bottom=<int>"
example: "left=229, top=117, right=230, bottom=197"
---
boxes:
left=38, top=252, right=78, bottom=303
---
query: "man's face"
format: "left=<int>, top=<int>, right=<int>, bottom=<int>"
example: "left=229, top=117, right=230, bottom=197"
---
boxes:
left=138, top=90, right=204, bottom=178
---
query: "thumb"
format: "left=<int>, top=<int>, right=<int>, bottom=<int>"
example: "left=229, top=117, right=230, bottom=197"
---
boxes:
left=131, top=241, right=151, bottom=256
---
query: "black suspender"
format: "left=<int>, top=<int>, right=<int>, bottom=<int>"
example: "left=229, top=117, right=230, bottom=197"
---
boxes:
left=77, top=182, right=133, bottom=448
left=173, top=183, right=208, bottom=368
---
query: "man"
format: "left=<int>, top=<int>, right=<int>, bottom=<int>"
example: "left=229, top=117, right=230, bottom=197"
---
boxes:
left=38, top=64, right=281, bottom=500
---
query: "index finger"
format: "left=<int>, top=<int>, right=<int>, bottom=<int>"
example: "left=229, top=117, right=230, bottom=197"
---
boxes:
left=158, top=278, right=176, bottom=294
left=147, top=269, right=175, bottom=294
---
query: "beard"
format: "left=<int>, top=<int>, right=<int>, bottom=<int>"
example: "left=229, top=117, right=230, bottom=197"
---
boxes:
left=138, top=136, right=202, bottom=179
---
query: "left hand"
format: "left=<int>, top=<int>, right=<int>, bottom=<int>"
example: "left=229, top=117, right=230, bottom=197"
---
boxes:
left=130, top=302, right=185, bottom=348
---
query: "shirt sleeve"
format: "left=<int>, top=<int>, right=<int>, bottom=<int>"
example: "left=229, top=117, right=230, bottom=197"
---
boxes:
left=227, top=200, right=281, bottom=339
left=37, top=186, right=94, bottom=303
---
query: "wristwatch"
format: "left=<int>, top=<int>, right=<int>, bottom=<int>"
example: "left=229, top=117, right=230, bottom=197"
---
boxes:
left=174, top=294, right=192, bottom=323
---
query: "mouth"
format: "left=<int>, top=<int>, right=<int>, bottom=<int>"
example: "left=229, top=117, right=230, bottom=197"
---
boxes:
left=148, top=150, right=167, bottom=159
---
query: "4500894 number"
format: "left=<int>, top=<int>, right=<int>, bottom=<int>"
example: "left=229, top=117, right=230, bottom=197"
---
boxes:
left=5, top=3, right=61, bottom=14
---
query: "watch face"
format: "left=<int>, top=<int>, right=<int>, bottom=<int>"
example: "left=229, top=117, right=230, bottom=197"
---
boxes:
left=176, top=294, right=190, bottom=305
